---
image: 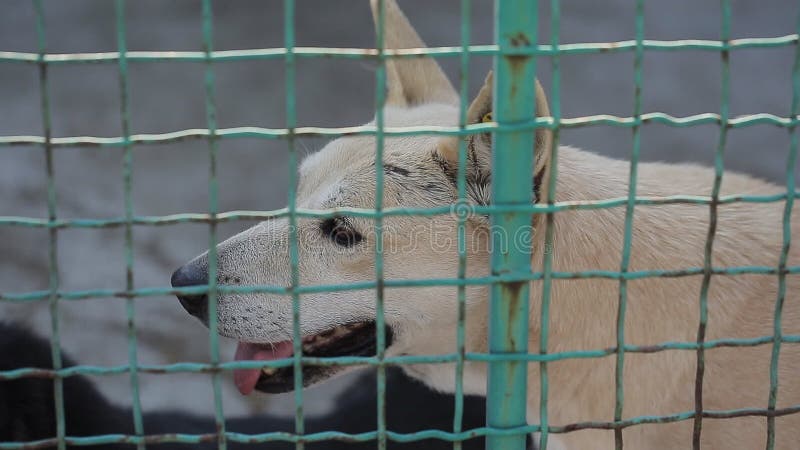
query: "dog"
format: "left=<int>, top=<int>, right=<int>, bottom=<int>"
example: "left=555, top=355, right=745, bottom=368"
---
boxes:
left=0, top=322, right=496, bottom=449
left=170, top=0, right=800, bottom=448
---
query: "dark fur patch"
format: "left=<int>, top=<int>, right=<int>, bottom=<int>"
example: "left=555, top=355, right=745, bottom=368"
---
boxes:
left=430, top=150, right=458, bottom=186
left=429, top=146, right=546, bottom=212
left=384, top=164, right=411, bottom=176
left=533, top=167, right=545, bottom=203
left=467, top=170, right=492, bottom=207
left=467, top=137, right=480, bottom=169
left=424, top=181, right=451, bottom=195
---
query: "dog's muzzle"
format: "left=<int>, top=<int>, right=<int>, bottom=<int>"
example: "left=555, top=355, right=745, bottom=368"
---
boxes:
left=171, top=261, right=209, bottom=322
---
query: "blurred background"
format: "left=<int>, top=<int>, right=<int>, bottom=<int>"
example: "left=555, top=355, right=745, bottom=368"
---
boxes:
left=0, top=0, right=797, bottom=421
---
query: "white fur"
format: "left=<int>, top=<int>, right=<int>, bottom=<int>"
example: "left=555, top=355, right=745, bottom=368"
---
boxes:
left=184, top=1, right=800, bottom=448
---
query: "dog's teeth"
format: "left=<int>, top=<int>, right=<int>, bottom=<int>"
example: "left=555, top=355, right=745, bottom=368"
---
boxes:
left=261, top=367, right=277, bottom=376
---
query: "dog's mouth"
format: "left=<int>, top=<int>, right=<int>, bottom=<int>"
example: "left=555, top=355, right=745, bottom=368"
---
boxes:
left=233, top=321, right=393, bottom=395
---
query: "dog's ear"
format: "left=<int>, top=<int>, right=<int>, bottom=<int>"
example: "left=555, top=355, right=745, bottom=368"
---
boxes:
left=466, top=71, right=552, bottom=183
left=437, top=71, right=553, bottom=204
left=369, top=0, right=458, bottom=106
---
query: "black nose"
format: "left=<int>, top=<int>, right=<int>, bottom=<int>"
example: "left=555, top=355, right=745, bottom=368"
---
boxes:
left=171, top=262, right=209, bottom=321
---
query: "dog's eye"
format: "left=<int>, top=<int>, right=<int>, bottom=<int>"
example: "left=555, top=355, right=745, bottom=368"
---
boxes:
left=320, top=218, right=363, bottom=247
left=481, top=111, right=493, bottom=123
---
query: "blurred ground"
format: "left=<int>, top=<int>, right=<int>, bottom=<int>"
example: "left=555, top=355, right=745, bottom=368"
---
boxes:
left=0, top=0, right=797, bottom=421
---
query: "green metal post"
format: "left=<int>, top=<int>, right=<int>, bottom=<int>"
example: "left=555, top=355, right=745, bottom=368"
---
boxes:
left=487, top=1, right=538, bottom=450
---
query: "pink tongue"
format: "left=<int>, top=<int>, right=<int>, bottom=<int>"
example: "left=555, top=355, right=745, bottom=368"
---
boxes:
left=233, top=341, right=294, bottom=396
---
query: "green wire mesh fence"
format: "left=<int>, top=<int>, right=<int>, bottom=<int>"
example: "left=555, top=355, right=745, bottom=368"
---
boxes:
left=1, top=1, right=800, bottom=450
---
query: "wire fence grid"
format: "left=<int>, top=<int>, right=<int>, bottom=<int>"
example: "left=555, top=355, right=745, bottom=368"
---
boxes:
left=1, top=1, right=800, bottom=450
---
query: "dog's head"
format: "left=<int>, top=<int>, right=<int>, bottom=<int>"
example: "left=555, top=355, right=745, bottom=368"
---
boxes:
left=171, top=0, right=551, bottom=396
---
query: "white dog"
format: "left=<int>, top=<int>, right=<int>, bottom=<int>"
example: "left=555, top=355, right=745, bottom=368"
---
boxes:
left=171, top=1, right=799, bottom=448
